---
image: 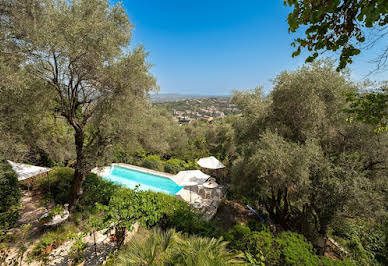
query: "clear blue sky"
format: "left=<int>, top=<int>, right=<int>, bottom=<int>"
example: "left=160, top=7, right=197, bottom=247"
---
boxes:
left=116, top=0, right=386, bottom=95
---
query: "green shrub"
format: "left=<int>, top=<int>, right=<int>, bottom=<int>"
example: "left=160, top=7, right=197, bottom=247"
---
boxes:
left=223, top=225, right=350, bottom=265
left=113, top=150, right=132, bottom=164
left=97, top=187, right=168, bottom=248
left=68, top=232, right=87, bottom=264
left=247, top=218, right=267, bottom=232
left=95, top=188, right=213, bottom=237
left=114, top=153, right=199, bottom=174
left=164, top=158, right=186, bottom=174
left=163, top=158, right=199, bottom=174
left=156, top=193, right=218, bottom=237
left=30, top=223, right=77, bottom=263
left=0, top=159, right=21, bottom=229
left=80, top=173, right=119, bottom=207
left=224, top=225, right=281, bottom=264
left=276, top=231, right=320, bottom=266
left=35, top=167, right=73, bottom=204
left=35, top=167, right=119, bottom=208
left=183, top=160, right=199, bottom=170
left=114, top=150, right=148, bottom=166
left=94, top=187, right=217, bottom=238
left=224, top=224, right=252, bottom=250
left=142, top=155, right=164, bottom=171
left=39, top=205, right=65, bottom=224
left=331, top=219, right=386, bottom=264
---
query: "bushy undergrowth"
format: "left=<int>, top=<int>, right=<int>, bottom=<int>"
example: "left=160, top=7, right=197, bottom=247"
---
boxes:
left=153, top=192, right=218, bottom=237
left=142, top=155, right=165, bottom=172
left=331, top=218, right=388, bottom=265
left=224, top=224, right=355, bottom=266
left=32, top=167, right=359, bottom=265
left=80, top=172, right=119, bottom=208
left=34, top=167, right=118, bottom=208
left=34, top=167, right=214, bottom=237
left=140, top=155, right=199, bottom=174
left=30, top=223, right=78, bottom=263
left=0, top=158, right=21, bottom=229
left=117, top=152, right=199, bottom=174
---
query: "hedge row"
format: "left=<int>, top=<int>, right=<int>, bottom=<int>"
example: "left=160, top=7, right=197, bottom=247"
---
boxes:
left=127, top=155, right=199, bottom=174
left=0, top=158, right=21, bottom=229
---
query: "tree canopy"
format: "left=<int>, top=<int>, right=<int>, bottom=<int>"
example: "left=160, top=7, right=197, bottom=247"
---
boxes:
left=231, top=61, right=387, bottom=254
left=2, top=0, right=157, bottom=208
left=285, top=0, right=388, bottom=71
left=344, top=82, right=388, bottom=133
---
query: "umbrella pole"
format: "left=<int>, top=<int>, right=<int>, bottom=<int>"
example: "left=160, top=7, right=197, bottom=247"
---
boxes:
left=47, top=172, right=50, bottom=194
left=190, top=186, right=192, bottom=203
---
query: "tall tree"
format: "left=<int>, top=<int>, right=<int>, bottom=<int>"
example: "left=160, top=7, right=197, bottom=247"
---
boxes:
left=231, top=62, right=387, bottom=253
left=2, top=0, right=156, bottom=209
left=344, top=82, right=388, bottom=133
left=285, top=0, right=388, bottom=71
left=285, top=1, right=388, bottom=133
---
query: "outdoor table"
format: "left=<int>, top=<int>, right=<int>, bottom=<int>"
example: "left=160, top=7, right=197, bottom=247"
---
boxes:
left=202, top=181, right=219, bottom=198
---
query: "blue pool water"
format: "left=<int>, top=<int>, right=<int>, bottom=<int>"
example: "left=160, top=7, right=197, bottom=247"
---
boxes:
left=103, top=165, right=183, bottom=195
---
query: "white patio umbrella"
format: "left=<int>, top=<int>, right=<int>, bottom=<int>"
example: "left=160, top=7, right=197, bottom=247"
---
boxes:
left=174, top=170, right=210, bottom=202
left=197, top=156, right=225, bottom=170
left=7, top=160, right=51, bottom=181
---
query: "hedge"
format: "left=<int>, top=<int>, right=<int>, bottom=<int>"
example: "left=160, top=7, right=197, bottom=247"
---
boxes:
left=0, top=158, right=21, bottom=229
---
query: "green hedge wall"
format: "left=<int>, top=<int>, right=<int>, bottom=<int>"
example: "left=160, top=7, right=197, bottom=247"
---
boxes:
left=0, top=158, right=21, bottom=229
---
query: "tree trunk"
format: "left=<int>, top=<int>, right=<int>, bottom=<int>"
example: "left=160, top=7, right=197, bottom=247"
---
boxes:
left=68, top=128, right=87, bottom=211
left=316, top=222, right=329, bottom=256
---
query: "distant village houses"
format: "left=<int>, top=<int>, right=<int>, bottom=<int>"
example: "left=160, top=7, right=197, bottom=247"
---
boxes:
left=162, top=98, right=240, bottom=124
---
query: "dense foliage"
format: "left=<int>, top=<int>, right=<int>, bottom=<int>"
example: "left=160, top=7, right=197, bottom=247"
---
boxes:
left=285, top=0, right=388, bottom=71
left=34, top=167, right=216, bottom=239
left=0, top=1, right=387, bottom=264
left=344, top=82, right=388, bottom=133
left=117, top=154, right=199, bottom=174
left=24, top=62, right=387, bottom=264
left=230, top=61, right=388, bottom=263
left=224, top=224, right=355, bottom=265
left=30, top=223, right=78, bottom=263
left=34, top=167, right=117, bottom=208
left=115, top=228, right=243, bottom=265
left=0, top=158, right=21, bottom=229
left=1, top=0, right=157, bottom=208
left=97, top=187, right=172, bottom=248
left=331, top=218, right=387, bottom=265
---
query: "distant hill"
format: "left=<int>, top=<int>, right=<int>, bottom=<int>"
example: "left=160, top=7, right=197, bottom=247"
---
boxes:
left=149, top=93, right=230, bottom=103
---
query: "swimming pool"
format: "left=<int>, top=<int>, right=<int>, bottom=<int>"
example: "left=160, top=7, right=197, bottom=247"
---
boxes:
left=102, top=165, right=183, bottom=195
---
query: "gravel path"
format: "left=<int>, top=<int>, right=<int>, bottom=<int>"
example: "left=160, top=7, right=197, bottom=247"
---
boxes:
left=3, top=191, right=139, bottom=266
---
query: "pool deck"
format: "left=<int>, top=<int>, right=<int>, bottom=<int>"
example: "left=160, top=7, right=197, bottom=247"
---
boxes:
left=91, top=163, right=223, bottom=221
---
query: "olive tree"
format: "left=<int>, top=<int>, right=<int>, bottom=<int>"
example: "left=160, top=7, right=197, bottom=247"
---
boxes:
left=285, top=0, right=388, bottom=71
left=231, top=125, right=374, bottom=254
left=0, top=63, right=74, bottom=164
left=231, top=62, right=387, bottom=253
left=344, top=82, right=388, bottom=133
left=3, top=0, right=156, bottom=209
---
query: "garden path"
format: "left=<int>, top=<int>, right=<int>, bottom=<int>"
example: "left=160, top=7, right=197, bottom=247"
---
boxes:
left=4, top=190, right=48, bottom=265
left=3, top=190, right=139, bottom=265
